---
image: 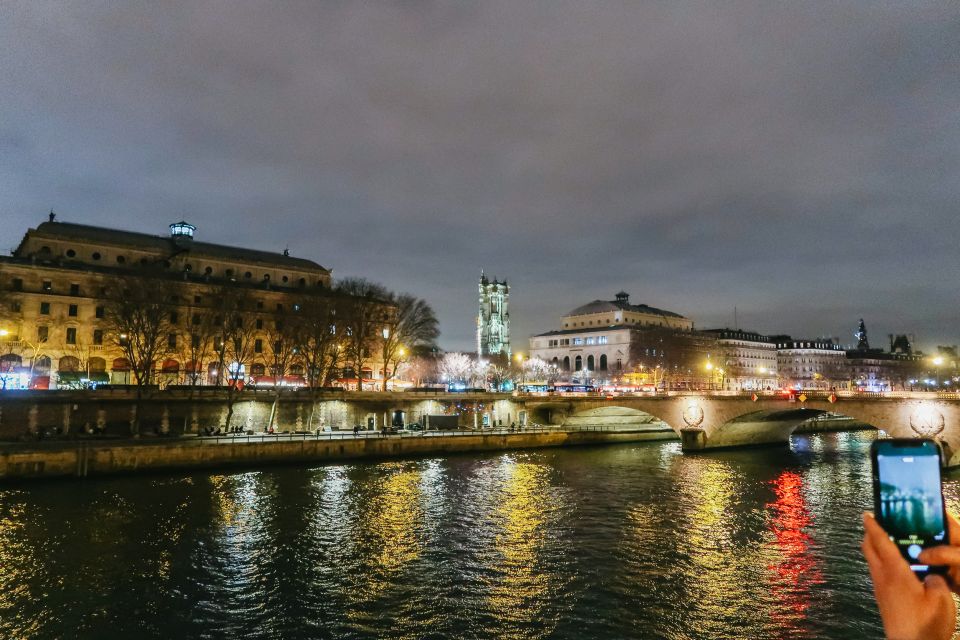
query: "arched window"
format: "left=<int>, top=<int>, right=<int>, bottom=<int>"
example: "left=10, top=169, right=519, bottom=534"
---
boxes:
left=58, top=356, right=81, bottom=372
left=251, top=363, right=266, bottom=376
left=552, top=357, right=559, bottom=367
left=599, top=354, right=607, bottom=370
left=587, top=355, right=595, bottom=371
left=111, top=358, right=131, bottom=372
left=0, top=354, right=22, bottom=372
left=34, top=356, right=51, bottom=371
left=160, top=359, right=180, bottom=373
left=88, top=357, right=106, bottom=372
left=575, top=355, right=583, bottom=371
left=563, top=356, right=570, bottom=371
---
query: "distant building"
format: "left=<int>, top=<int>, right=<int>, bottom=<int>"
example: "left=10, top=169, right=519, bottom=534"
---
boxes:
left=701, top=328, right=778, bottom=390
left=773, top=336, right=847, bottom=390
left=476, top=272, right=510, bottom=361
left=529, top=292, right=710, bottom=387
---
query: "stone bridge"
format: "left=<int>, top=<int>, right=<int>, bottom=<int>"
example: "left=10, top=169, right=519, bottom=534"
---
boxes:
left=516, top=391, right=960, bottom=462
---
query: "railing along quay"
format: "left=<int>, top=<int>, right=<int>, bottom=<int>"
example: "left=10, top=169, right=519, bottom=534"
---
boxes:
left=0, top=424, right=649, bottom=449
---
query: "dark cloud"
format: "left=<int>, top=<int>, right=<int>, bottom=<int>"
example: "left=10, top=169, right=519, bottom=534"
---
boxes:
left=1, top=0, right=958, bottom=350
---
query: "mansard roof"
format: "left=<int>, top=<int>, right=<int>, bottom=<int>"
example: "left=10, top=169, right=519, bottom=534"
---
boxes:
left=17, top=221, right=328, bottom=272
left=565, top=298, right=686, bottom=319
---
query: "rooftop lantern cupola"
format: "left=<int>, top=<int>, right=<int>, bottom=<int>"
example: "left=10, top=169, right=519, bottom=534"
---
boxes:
left=169, top=221, right=196, bottom=249
left=615, top=291, right=630, bottom=305
left=170, top=221, right=196, bottom=239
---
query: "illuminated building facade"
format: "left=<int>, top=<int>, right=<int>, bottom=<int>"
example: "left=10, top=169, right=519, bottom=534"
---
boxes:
left=477, top=273, right=511, bottom=361
left=702, top=328, right=778, bottom=391
left=529, top=292, right=707, bottom=386
left=0, top=215, right=387, bottom=389
left=773, top=337, right=847, bottom=390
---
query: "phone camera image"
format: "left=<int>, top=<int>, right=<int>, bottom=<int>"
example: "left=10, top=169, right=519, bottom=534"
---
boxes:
left=873, top=440, right=948, bottom=576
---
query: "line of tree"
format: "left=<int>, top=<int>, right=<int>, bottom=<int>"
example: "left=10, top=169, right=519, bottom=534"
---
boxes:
left=97, top=272, right=438, bottom=434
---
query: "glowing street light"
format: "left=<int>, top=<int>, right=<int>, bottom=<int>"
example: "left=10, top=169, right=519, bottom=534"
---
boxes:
left=0, top=329, right=8, bottom=338
left=933, top=356, right=945, bottom=387
left=515, top=352, right=526, bottom=390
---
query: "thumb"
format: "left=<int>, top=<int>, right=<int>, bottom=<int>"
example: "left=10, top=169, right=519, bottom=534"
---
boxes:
left=925, top=574, right=952, bottom=596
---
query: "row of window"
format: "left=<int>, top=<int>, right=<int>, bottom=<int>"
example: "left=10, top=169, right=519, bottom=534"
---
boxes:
left=546, top=354, right=621, bottom=372
left=41, top=245, right=322, bottom=287
left=546, top=335, right=611, bottom=347
left=563, top=317, right=673, bottom=328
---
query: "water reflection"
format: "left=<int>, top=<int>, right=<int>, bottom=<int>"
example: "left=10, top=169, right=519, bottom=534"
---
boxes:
left=348, top=462, right=428, bottom=602
left=764, top=470, right=824, bottom=637
left=0, top=432, right=893, bottom=639
left=486, top=460, right=552, bottom=629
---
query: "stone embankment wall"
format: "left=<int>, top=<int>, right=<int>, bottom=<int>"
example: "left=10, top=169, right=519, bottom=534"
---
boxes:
left=0, top=390, right=516, bottom=440
left=0, top=429, right=675, bottom=481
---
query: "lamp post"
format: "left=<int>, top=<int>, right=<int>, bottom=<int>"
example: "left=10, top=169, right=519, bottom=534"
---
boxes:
left=933, top=356, right=944, bottom=388
left=515, top=352, right=525, bottom=391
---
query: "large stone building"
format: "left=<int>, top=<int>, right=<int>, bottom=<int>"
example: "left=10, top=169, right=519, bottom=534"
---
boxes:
left=772, top=336, right=848, bottom=390
left=477, top=273, right=510, bottom=361
left=701, top=329, right=778, bottom=391
left=0, top=216, right=389, bottom=389
left=529, top=292, right=713, bottom=387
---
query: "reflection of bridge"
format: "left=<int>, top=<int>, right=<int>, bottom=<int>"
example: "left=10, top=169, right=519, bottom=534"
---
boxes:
left=514, top=391, right=960, bottom=462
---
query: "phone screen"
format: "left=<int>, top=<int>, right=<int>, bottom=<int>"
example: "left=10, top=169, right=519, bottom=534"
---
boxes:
left=872, top=439, right=948, bottom=577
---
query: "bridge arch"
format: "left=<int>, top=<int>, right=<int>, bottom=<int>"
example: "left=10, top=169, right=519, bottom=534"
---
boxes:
left=559, top=405, right=677, bottom=433
left=519, top=394, right=960, bottom=458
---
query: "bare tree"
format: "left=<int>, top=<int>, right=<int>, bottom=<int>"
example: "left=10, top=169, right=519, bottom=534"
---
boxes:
left=294, top=293, right=343, bottom=428
left=335, top=278, right=391, bottom=391
left=401, top=354, right=438, bottom=388
left=103, top=274, right=176, bottom=434
left=486, top=364, right=509, bottom=391
left=264, top=305, right=301, bottom=431
left=438, top=352, right=473, bottom=388
left=210, top=286, right=258, bottom=431
left=177, top=298, right=218, bottom=387
left=379, top=293, right=439, bottom=389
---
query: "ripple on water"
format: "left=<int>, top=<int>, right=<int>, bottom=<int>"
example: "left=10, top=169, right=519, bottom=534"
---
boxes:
left=0, top=431, right=891, bottom=639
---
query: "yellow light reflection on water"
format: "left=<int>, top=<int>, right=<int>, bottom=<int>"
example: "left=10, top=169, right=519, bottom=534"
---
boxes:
left=674, top=459, right=766, bottom=631
left=485, top=459, right=556, bottom=637
left=0, top=501, right=45, bottom=638
left=348, top=463, right=427, bottom=602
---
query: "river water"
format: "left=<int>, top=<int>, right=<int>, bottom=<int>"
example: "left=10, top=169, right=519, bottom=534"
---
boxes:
left=1, top=431, right=956, bottom=639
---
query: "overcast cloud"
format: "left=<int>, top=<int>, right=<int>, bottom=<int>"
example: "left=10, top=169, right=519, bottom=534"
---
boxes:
left=1, top=1, right=958, bottom=351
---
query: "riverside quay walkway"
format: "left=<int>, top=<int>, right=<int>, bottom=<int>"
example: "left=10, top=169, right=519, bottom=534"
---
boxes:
left=1, top=388, right=959, bottom=479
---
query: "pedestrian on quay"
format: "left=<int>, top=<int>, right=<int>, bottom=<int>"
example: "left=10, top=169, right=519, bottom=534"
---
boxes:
left=862, top=510, right=960, bottom=639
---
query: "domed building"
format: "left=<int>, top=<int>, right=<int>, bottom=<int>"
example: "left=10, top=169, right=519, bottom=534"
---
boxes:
left=528, top=292, right=707, bottom=384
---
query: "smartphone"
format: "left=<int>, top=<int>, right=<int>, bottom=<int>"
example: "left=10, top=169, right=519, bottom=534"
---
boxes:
left=871, top=438, right=949, bottom=579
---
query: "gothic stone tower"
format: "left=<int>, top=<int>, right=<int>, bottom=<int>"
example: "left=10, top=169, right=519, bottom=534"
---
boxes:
left=477, top=272, right=511, bottom=361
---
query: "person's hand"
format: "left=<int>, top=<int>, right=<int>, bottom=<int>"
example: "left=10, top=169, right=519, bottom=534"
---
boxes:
left=862, top=512, right=956, bottom=640
left=919, top=512, right=960, bottom=592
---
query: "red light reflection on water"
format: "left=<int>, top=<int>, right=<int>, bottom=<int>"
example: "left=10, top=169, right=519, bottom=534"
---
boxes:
left=766, top=471, right=825, bottom=635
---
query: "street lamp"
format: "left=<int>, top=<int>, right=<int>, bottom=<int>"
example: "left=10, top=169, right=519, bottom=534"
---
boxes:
left=515, top=352, right=525, bottom=390
left=933, top=356, right=945, bottom=387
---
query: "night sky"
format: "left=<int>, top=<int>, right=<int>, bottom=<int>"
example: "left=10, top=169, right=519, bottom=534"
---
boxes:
left=2, top=1, right=958, bottom=352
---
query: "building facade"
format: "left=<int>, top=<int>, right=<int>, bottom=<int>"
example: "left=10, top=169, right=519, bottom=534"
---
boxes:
left=773, top=337, right=848, bottom=390
left=477, top=273, right=510, bottom=361
left=702, top=329, right=778, bottom=390
left=0, top=216, right=389, bottom=390
left=529, top=292, right=713, bottom=387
